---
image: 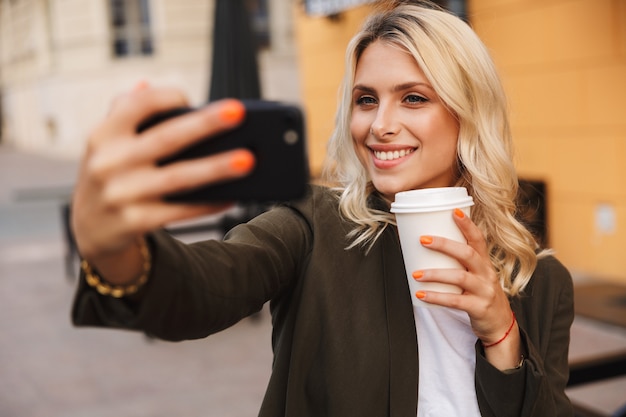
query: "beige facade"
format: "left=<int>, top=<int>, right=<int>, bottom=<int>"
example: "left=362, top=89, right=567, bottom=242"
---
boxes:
left=293, top=0, right=626, bottom=283
left=0, top=0, right=300, bottom=158
left=5, top=0, right=624, bottom=282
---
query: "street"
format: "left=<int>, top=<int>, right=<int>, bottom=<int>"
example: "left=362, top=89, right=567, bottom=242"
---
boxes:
left=0, top=146, right=272, bottom=417
left=1, top=146, right=626, bottom=416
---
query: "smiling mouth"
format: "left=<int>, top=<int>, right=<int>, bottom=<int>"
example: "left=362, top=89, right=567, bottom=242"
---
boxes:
left=372, top=148, right=416, bottom=161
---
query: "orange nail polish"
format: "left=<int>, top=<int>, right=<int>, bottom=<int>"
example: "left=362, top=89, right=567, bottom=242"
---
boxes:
left=420, top=236, right=433, bottom=245
left=412, top=270, right=424, bottom=280
left=230, top=151, right=255, bottom=173
left=219, top=100, right=245, bottom=124
left=415, top=291, right=426, bottom=300
left=454, top=208, right=465, bottom=219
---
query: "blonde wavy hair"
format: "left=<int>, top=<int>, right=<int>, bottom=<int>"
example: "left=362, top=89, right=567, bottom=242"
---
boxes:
left=323, top=0, right=546, bottom=296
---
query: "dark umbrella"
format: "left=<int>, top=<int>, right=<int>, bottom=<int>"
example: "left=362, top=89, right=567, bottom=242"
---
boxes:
left=209, top=0, right=262, bottom=101
left=208, top=0, right=266, bottom=237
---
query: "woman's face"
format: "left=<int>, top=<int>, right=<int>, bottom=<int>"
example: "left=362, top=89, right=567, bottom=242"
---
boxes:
left=350, top=40, right=460, bottom=201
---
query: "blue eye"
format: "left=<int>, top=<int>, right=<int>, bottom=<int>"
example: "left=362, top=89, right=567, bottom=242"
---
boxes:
left=405, top=94, right=427, bottom=104
left=356, top=96, right=377, bottom=105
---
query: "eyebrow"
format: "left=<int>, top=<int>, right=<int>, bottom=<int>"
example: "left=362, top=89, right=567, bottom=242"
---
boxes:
left=352, top=82, right=435, bottom=94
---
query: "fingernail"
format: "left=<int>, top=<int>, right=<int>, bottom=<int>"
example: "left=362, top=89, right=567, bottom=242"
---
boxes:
left=420, top=236, right=433, bottom=245
left=230, top=150, right=255, bottom=173
left=454, top=208, right=465, bottom=219
left=415, top=291, right=426, bottom=300
left=412, top=270, right=424, bottom=280
left=133, top=80, right=150, bottom=91
left=219, top=100, right=245, bottom=124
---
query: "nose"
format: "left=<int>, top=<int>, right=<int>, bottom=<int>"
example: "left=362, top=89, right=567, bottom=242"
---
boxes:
left=370, top=104, right=399, bottom=140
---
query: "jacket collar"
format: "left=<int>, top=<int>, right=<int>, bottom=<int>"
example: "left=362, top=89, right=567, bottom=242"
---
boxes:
left=380, top=225, right=418, bottom=416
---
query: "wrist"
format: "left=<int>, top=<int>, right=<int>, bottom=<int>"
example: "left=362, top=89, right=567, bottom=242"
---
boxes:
left=81, top=237, right=151, bottom=297
left=482, top=311, right=516, bottom=348
left=481, top=318, right=524, bottom=371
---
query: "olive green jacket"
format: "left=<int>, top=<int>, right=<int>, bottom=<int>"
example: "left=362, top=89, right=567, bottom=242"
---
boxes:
left=72, top=185, right=574, bottom=417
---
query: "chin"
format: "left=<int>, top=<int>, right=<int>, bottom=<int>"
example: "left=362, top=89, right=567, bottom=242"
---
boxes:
left=371, top=181, right=406, bottom=201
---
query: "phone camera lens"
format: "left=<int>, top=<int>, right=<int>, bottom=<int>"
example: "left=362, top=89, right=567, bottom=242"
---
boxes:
left=284, top=130, right=299, bottom=145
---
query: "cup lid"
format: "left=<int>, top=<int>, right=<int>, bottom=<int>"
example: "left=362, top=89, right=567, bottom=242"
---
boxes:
left=390, top=187, right=474, bottom=213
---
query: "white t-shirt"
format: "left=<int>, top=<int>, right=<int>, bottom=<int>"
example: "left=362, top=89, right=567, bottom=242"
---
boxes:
left=413, top=305, right=481, bottom=417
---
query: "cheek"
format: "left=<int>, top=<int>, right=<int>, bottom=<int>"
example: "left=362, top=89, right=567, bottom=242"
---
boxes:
left=444, top=112, right=460, bottom=141
left=435, top=115, right=460, bottom=154
left=439, top=133, right=459, bottom=165
left=350, top=113, right=370, bottom=144
left=349, top=119, right=370, bottom=167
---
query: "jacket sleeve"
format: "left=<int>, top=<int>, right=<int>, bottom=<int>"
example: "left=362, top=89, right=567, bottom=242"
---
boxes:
left=474, top=256, right=575, bottom=417
left=71, top=204, right=313, bottom=341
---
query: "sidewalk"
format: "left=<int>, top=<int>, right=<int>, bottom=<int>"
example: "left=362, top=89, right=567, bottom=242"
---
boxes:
left=1, top=146, right=626, bottom=416
left=0, top=146, right=78, bottom=261
left=0, top=146, right=273, bottom=417
left=0, top=145, right=78, bottom=204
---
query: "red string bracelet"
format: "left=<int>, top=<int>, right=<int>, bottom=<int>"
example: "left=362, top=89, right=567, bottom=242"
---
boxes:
left=482, top=311, right=516, bottom=348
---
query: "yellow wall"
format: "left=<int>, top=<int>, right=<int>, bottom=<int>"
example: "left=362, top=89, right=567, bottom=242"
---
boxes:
left=294, top=1, right=626, bottom=283
left=294, top=5, right=374, bottom=175
left=468, top=0, right=626, bottom=282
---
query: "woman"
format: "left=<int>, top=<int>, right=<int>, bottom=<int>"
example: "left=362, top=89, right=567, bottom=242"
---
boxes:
left=71, top=1, right=574, bottom=416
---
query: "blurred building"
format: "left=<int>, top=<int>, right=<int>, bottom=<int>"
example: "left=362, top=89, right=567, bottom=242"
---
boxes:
left=294, top=0, right=626, bottom=283
left=2, top=0, right=625, bottom=283
left=0, top=0, right=298, bottom=157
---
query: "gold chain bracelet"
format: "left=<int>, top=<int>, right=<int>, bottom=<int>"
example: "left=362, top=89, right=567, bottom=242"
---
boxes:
left=81, top=238, right=151, bottom=298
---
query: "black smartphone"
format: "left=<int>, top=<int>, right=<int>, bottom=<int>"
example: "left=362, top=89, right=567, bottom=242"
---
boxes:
left=137, top=100, right=309, bottom=203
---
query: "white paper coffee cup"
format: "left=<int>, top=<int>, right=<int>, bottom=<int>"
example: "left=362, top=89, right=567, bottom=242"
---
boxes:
left=391, top=187, right=474, bottom=307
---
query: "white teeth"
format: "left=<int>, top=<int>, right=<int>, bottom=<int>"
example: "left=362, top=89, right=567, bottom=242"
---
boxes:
left=374, top=148, right=414, bottom=161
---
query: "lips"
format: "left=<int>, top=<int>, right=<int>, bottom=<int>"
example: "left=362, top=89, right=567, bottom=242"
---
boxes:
left=372, top=148, right=415, bottom=161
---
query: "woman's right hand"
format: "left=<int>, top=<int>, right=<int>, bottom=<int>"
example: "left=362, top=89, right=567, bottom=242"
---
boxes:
left=71, top=83, right=255, bottom=283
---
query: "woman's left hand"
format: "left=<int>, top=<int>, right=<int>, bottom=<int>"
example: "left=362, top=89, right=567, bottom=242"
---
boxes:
left=414, top=208, right=522, bottom=369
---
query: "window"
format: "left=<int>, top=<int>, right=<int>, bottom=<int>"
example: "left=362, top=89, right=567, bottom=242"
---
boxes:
left=303, top=0, right=467, bottom=20
left=304, top=0, right=375, bottom=16
left=108, top=0, right=153, bottom=57
left=432, top=0, right=467, bottom=21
